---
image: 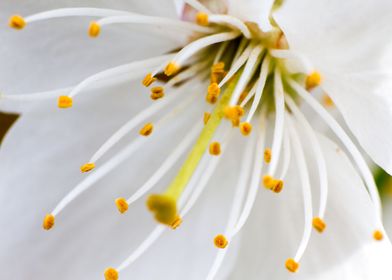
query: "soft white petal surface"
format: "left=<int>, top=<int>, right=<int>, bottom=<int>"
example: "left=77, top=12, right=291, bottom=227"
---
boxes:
left=227, top=0, right=274, bottom=31
left=274, top=0, right=392, bottom=174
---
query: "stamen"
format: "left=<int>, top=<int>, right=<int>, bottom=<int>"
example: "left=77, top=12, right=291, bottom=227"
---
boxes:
left=96, top=14, right=214, bottom=35
left=169, top=31, right=240, bottom=71
left=166, top=60, right=210, bottom=87
left=43, top=214, right=55, bottom=230
left=289, top=80, right=382, bottom=217
left=22, top=8, right=131, bottom=23
left=239, top=122, right=252, bottom=136
left=139, top=123, right=154, bottom=136
left=142, top=73, right=156, bottom=87
left=262, top=175, right=283, bottom=193
left=287, top=115, right=313, bottom=265
left=104, top=267, right=119, bottom=280
left=9, top=15, right=26, bottom=29
left=80, top=162, right=95, bottom=173
left=277, top=129, right=291, bottom=180
left=312, top=217, right=326, bottom=233
left=88, top=85, right=188, bottom=164
left=209, top=142, right=221, bottom=156
left=196, top=12, right=209, bottom=26
left=207, top=15, right=251, bottom=38
left=214, top=234, right=228, bottom=249
left=306, top=71, right=322, bottom=90
left=231, top=112, right=267, bottom=237
left=373, top=230, right=384, bottom=241
left=205, top=133, right=256, bottom=280
left=285, top=258, right=299, bottom=273
left=88, top=21, right=101, bottom=37
left=115, top=198, right=129, bottom=214
left=267, top=69, right=285, bottom=177
left=150, top=86, right=165, bottom=100
left=245, top=56, right=270, bottom=122
left=229, top=45, right=264, bottom=106
left=264, top=148, right=272, bottom=164
left=286, top=95, right=328, bottom=220
left=184, top=0, right=212, bottom=13
left=68, top=55, right=173, bottom=98
left=218, top=43, right=254, bottom=88
left=58, top=96, right=73, bottom=108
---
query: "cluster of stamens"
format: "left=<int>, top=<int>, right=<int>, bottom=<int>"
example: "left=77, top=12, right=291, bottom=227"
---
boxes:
left=6, top=4, right=386, bottom=280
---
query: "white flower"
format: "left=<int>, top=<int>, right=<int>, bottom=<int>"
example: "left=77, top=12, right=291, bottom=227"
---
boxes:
left=1, top=0, right=392, bottom=279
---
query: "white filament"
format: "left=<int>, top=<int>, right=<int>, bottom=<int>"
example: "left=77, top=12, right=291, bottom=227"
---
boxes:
left=267, top=69, right=285, bottom=177
left=68, top=55, right=173, bottom=98
left=218, top=43, right=254, bottom=88
left=245, top=56, right=270, bottom=122
left=287, top=115, right=313, bottom=262
left=173, top=31, right=240, bottom=66
left=229, top=45, right=263, bottom=106
left=25, top=8, right=132, bottom=23
left=205, top=128, right=256, bottom=280
left=277, top=128, right=291, bottom=180
left=286, top=95, right=328, bottom=218
left=96, top=15, right=213, bottom=33
left=208, top=15, right=251, bottom=38
left=289, top=79, right=382, bottom=217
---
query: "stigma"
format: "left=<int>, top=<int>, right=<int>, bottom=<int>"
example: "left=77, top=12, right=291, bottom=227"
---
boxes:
left=146, top=194, right=178, bottom=226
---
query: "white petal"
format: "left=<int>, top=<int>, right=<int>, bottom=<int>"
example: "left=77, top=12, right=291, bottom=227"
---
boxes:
left=227, top=125, right=385, bottom=279
left=227, top=0, right=274, bottom=31
left=274, top=0, right=392, bottom=173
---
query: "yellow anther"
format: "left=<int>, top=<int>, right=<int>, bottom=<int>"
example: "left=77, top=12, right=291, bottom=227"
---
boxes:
left=9, top=15, right=26, bottom=30
left=146, top=194, right=178, bottom=226
left=285, top=258, right=299, bottom=273
left=104, top=267, right=119, bottom=280
left=170, top=215, right=183, bottom=230
left=43, top=214, right=55, bottom=230
left=262, top=175, right=283, bottom=193
left=206, top=83, right=221, bottom=104
left=312, top=217, right=327, bottom=233
left=211, top=62, right=225, bottom=75
left=224, top=106, right=244, bottom=127
left=306, top=71, right=322, bottom=90
left=80, top=163, right=95, bottom=173
left=115, top=198, right=129, bottom=214
left=323, top=94, right=334, bottom=107
left=88, top=21, right=101, bottom=37
left=139, top=123, right=154, bottom=136
left=150, top=86, right=165, bottom=100
left=373, top=230, right=384, bottom=241
left=142, top=73, right=156, bottom=87
left=203, top=112, right=211, bottom=125
left=239, top=122, right=252, bottom=136
left=58, top=96, right=73, bottom=109
left=196, top=12, right=209, bottom=26
left=214, top=234, right=228, bottom=249
left=264, top=148, right=272, bottom=164
left=164, top=62, right=180, bottom=76
left=209, top=142, right=221, bottom=156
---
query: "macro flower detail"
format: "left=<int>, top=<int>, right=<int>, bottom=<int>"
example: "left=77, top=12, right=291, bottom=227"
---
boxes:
left=1, top=0, right=392, bottom=279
